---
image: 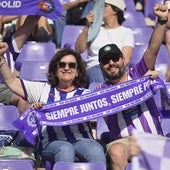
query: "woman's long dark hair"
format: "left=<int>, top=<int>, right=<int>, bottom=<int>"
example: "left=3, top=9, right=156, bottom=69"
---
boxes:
left=47, top=48, right=87, bottom=88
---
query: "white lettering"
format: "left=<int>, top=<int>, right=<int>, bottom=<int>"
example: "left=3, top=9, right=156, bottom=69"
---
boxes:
left=111, top=85, right=143, bottom=103
left=45, top=106, right=79, bottom=120
left=0, top=1, right=21, bottom=8
left=80, top=98, right=108, bottom=113
left=143, top=79, right=156, bottom=91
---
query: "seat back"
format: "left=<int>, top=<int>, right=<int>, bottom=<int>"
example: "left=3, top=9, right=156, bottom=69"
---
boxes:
left=15, top=41, right=56, bottom=71
left=0, top=105, right=34, bottom=169
left=123, top=11, right=146, bottom=27
left=61, top=25, right=84, bottom=48
left=156, top=45, right=170, bottom=64
left=131, top=26, right=153, bottom=45
left=130, top=44, right=169, bottom=68
left=61, top=25, right=87, bottom=61
left=144, top=0, right=163, bottom=20
left=19, top=61, right=49, bottom=81
left=124, top=0, right=136, bottom=12
left=155, top=63, right=169, bottom=81
left=0, top=105, right=19, bottom=130
left=52, top=162, right=106, bottom=170
left=129, top=44, right=147, bottom=68
left=0, top=159, right=34, bottom=170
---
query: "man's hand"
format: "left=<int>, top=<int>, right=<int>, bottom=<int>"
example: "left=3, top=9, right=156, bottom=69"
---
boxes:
left=31, top=101, right=45, bottom=110
left=144, top=70, right=159, bottom=79
left=153, top=4, right=168, bottom=20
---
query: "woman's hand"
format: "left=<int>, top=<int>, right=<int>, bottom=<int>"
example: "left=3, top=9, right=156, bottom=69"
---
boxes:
left=86, top=11, right=94, bottom=27
left=31, top=101, right=45, bottom=110
left=0, top=42, right=8, bottom=57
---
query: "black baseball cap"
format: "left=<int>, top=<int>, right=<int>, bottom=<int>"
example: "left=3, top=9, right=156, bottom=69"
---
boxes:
left=99, top=44, right=123, bottom=62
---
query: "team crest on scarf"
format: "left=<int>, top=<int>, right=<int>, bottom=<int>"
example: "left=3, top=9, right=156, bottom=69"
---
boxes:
left=27, top=110, right=41, bottom=128
left=39, top=0, right=55, bottom=13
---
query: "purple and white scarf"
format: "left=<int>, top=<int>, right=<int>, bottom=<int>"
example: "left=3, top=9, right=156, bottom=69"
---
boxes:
left=13, top=76, right=170, bottom=144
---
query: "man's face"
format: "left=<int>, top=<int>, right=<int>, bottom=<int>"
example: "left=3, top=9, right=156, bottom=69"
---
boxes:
left=100, top=54, right=126, bottom=80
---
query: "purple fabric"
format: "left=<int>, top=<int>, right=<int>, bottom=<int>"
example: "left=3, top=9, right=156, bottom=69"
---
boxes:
left=106, top=58, right=163, bottom=140
left=13, top=77, right=170, bottom=144
left=0, top=0, right=63, bottom=21
left=132, top=130, right=170, bottom=170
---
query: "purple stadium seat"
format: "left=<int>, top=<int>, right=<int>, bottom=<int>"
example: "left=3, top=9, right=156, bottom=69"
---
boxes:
left=15, top=41, right=56, bottom=71
left=0, top=105, right=19, bottom=130
left=124, top=0, right=136, bottom=12
left=61, top=25, right=84, bottom=48
left=0, top=159, right=34, bottom=170
left=61, top=25, right=87, bottom=61
left=129, top=44, right=169, bottom=69
left=123, top=11, right=146, bottom=27
left=155, top=63, right=169, bottom=81
left=144, top=0, right=163, bottom=20
left=19, top=61, right=49, bottom=81
left=156, top=45, right=170, bottom=64
left=0, top=105, right=35, bottom=170
left=52, top=162, right=106, bottom=170
left=129, top=44, right=147, bottom=68
left=131, top=26, right=153, bottom=45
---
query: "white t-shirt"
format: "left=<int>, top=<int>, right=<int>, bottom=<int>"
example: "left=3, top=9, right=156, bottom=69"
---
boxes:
left=21, top=80, right=93, bottom=148
left=86, top=26, right=134, bottom=69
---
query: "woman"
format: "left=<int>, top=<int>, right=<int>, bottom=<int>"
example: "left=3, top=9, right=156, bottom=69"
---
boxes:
left=0, top=43, right=106, bottom=168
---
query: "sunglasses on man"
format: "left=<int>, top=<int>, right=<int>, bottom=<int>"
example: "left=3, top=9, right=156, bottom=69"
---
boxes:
left=100, top=55, right=122, bottom=65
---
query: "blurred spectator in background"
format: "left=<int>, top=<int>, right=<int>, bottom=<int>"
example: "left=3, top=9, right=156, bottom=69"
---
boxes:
left=75, top=0, right=134, bottom=85
left=15, top=16, right=53, bottom=42
left=0, top=15, right=40, bottom=113
left=0, top=16, right=18, bottom=42
left=54, top=0, right=92, bottom=48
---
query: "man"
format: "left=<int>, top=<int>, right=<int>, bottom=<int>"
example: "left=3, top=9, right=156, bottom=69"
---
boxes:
left=97, top=3, right=168, bottom=170
left=164, top=0, right=170, bottom=81
left=75, top=0, right=134, bottom=84
left=0, top=15, right=40, bottom=113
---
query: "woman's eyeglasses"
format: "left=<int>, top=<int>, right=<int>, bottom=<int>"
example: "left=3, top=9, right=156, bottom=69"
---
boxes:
left=57, top=62, right=77, bottom=69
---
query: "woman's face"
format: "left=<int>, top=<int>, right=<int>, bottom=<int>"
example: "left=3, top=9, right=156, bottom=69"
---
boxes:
left=103, top=4, right=116, bottom=19
left=56, top=54, right=78, bottom=84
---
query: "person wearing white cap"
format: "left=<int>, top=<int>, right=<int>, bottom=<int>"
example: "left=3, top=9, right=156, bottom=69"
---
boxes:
left=75, top=0, right=134, bottom=86
left=105, top=0, right=126, bottom=11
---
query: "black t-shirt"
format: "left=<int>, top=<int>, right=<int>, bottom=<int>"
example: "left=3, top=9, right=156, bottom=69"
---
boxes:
left=66, top=2, right=87, bottom=25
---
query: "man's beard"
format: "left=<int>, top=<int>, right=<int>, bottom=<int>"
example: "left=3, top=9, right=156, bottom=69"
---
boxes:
left=102, top=65, right=126, bottom=80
